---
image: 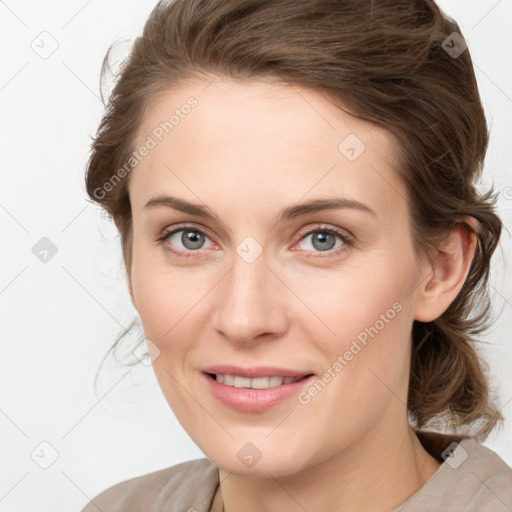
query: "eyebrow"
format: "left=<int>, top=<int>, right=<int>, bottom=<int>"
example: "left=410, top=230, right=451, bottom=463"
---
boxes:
left=143, top=195, right=377, bottom=221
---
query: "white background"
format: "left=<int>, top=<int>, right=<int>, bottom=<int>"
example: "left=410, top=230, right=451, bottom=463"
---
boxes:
left=1, top=1, right=511, bottom=510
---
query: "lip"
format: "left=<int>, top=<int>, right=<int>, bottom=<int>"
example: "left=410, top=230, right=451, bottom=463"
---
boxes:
left=201, top=365, right=313, bottom=379
left=201, top=371, right=316, bottom=412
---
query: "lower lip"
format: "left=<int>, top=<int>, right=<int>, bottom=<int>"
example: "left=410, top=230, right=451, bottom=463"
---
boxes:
left=202, top=372, right=316, bottom=412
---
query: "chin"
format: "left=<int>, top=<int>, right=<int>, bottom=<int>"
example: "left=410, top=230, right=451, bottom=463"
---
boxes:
left=200, top=437, right=314, bottom=479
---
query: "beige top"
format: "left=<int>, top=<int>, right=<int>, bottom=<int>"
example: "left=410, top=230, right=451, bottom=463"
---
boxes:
left=81, top=430, right=512, bottom=511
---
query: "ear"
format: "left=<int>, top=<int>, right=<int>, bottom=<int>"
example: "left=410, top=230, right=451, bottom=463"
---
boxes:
left=413, top=216, right=479, bottom=322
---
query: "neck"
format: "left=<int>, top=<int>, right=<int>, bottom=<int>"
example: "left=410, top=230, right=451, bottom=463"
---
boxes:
left=215, top=416, right=441, bottom=512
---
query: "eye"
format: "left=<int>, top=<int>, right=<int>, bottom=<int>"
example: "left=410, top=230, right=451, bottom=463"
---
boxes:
left=294, top=225, right=352, bottom=257
left=157, top=223, right=353, bottom=259
left=157, top=226, right=214, bottom=258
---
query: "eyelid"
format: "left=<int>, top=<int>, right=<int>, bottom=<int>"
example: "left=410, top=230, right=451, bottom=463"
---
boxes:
left=158, top=222, right=216, bottom=242
left=157, top=222, right=353, bottom=258
left=294, top=223, right=354, bottom=245
left=289, top=223, right=353, bottom=258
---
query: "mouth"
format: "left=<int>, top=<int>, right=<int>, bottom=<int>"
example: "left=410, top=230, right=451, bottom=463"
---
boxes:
left=205, top=372, right=314, bottom=389
left=202, top=371, right=317, bottom=412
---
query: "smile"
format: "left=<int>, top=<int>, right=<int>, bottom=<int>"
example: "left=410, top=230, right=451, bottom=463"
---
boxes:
left=210, top=373, right=309, bottom=389
left=202, top=372, right=316, bottom=412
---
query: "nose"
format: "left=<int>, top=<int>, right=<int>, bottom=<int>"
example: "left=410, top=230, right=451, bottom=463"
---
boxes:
left=212, top=249, right=288, bottom=345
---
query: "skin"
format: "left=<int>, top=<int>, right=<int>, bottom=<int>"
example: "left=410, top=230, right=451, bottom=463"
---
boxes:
left=126, top=75, right=477, bottom=512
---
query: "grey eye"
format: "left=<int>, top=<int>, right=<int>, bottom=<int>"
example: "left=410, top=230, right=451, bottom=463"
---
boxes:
left=169, top=229, right=211, bottom=251
left=299, top=231, right=344, bottom=252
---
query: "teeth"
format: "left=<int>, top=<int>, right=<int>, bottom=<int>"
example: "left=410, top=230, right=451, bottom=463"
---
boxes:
left=215, top=374, right=304, bottom=389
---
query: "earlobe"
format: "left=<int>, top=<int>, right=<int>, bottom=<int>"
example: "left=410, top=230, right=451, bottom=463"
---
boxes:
left=413, top=216, right=479, bottom=322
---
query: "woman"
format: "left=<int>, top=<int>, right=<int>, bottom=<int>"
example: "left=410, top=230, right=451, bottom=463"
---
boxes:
left=81, top=0, right=512, bottom=510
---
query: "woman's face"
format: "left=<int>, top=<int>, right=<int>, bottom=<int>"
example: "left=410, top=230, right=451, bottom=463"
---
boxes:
left=127, top=76, right=430, bottom=476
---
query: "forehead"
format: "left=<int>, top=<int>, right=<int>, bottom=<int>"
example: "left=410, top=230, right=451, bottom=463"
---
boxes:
left=130, top=76, right=407, bottom=221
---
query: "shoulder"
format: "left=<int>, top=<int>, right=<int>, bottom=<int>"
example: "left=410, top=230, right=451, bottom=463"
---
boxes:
left=81, top=457, right=219, bottom=512
left=397, top=431, right=512, bottom=511
left=457, top=437, right=512, bottom=509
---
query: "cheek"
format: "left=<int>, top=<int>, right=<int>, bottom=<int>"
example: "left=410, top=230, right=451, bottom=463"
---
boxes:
left=298, top=256, right=412, bottom=349
left=294, top=290, right=413, bottom=455
left=130, top=251, right=213, bottom=353
left=304, top=254, right=416, bottom=398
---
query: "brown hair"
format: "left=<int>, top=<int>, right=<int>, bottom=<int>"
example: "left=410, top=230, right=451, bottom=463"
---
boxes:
left=85, top=0, right=504, bottom=439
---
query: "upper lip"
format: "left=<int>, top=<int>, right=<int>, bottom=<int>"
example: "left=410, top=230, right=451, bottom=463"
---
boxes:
left=201, top=365, right=314, bottom=379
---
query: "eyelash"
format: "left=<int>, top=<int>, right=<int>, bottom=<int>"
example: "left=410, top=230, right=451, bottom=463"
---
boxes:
left=156, top=223, right=353, bottom=260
